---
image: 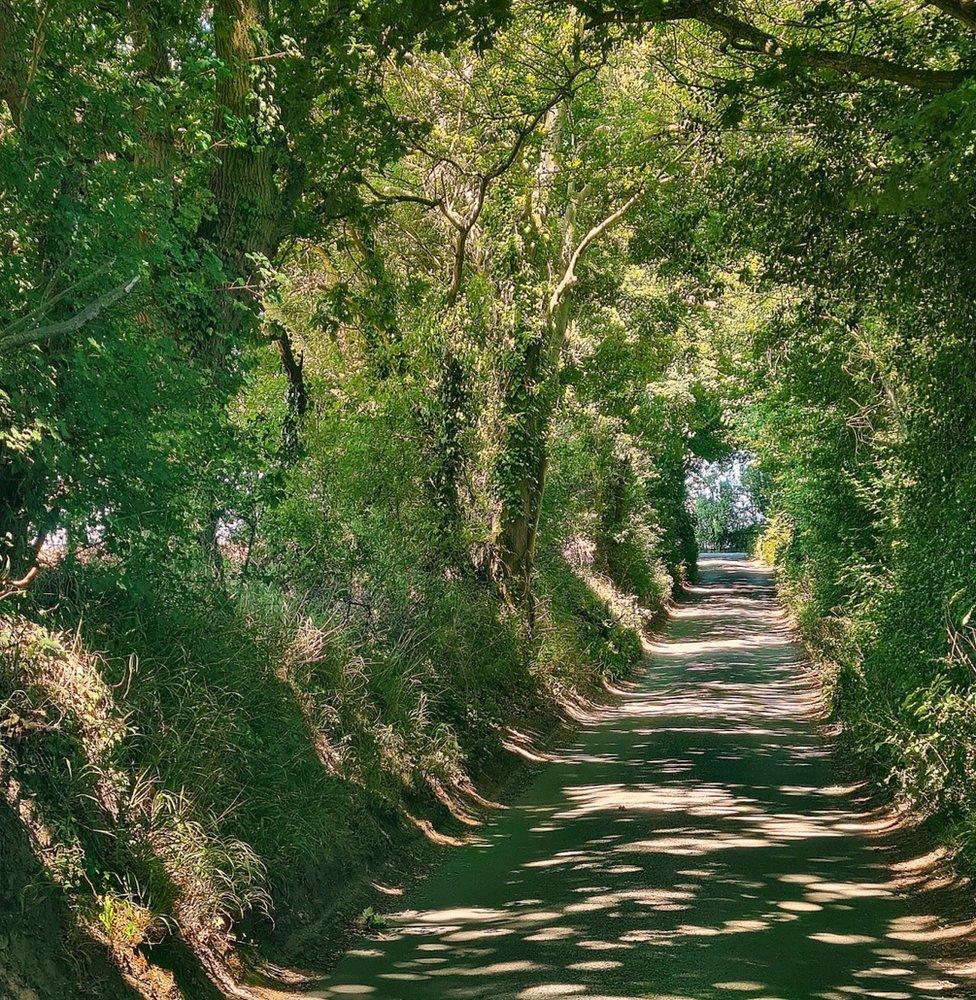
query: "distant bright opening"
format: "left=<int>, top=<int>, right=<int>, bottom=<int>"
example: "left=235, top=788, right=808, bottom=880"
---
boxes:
left=686, top=453, right=764, bottom=552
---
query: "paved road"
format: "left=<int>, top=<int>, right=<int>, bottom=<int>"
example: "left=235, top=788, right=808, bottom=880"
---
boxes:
left=313, top=555, right=974, bottom=999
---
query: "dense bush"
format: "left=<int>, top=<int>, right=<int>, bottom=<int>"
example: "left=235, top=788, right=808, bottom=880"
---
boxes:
left=733, top=94, right=976, bottom=855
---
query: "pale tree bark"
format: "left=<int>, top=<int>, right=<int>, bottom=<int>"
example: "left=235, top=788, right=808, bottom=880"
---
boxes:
left=426, top=101, right=568, bottom=548
left=370, top=66, right=599, bottom=553
left=494, top=104, right=645, bottom=622
left=0, top=276, right=140, bottom=354
left=493, top=102, right=569, bottom=618
left=492, top=142, right=694, bottom=606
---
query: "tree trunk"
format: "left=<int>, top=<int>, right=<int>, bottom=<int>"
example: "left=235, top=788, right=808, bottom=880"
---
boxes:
left=0, top=1, right=26, bottom=127
left=596, top=454, right=630, bottom=576
left=198, top=0, right=282, bottom=572
left=494, top=297, right=571, bottom=621
left=130, top=0, right=172, bottom=173
left=273, top=321, right=308, bottom=458
left=494, top=357, right=549, bottom=625
left=429, top=348, right=468, bottom=539
left=201, top=0, right=279, bottom=366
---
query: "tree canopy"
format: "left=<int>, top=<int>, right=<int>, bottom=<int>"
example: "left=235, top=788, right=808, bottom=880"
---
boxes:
left=1, top=0, right=975, bottom=993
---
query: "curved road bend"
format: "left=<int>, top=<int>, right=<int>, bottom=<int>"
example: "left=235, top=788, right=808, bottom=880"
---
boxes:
left=312, top=554, right=975, bottom=1000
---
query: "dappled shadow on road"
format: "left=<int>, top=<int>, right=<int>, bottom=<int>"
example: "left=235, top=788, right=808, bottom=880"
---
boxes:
left=307, top=556, right=976, bottom=1000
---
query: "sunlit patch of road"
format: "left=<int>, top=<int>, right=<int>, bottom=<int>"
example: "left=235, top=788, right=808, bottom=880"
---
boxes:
left=308, top=555, right=976, bottom=1000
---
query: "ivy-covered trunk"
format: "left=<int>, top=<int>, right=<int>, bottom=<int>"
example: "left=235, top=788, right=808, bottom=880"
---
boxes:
left=595, top=453, right=631, bottom=576
left=494, top=291, right=572, bottom=620
left=203, top=0, right=280, bottom=364
left=494, top=329, right=548, bottom=616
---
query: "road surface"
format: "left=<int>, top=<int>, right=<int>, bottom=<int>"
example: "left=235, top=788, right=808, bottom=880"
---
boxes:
left=312, top=555, right=974, bottom=999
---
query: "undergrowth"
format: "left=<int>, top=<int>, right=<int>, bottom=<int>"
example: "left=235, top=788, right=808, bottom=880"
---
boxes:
left=0, top=528, right=671, bottom=989
left=755, top=485, right=976, bottom=867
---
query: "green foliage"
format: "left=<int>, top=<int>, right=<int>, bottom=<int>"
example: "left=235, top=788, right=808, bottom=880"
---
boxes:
left=8, top=0, right=976, bottom=990
left=713, top=44, right=976, bottom=860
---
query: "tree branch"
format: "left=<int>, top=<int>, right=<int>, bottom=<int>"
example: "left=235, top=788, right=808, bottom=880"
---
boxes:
left=444, top=60, right=605, bottom=306
left=272, top=320, right=308, bottom=457
left=926, top=0, right=976, bottom=31
left=546, top=131, right=702, bottom=314
left=0, top=0, right=25, bottom=126
left=0, top=275, right=140, bottom=354
left=582, top=1, right=969, bottom=92
left=0, top=564, right=40, bottom=602
left=360, top=178, right=445, bottom=211
left=698, top=6, right=967, bottom=91
left=0, top=530, right=48, bottom=603
left=549, top=187, right=645, bottom=313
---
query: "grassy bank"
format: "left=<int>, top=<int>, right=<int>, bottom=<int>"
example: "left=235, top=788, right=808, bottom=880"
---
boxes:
left=0, top=531, right=678, bottom=998
left=755, top=500, right=976, bottom=866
